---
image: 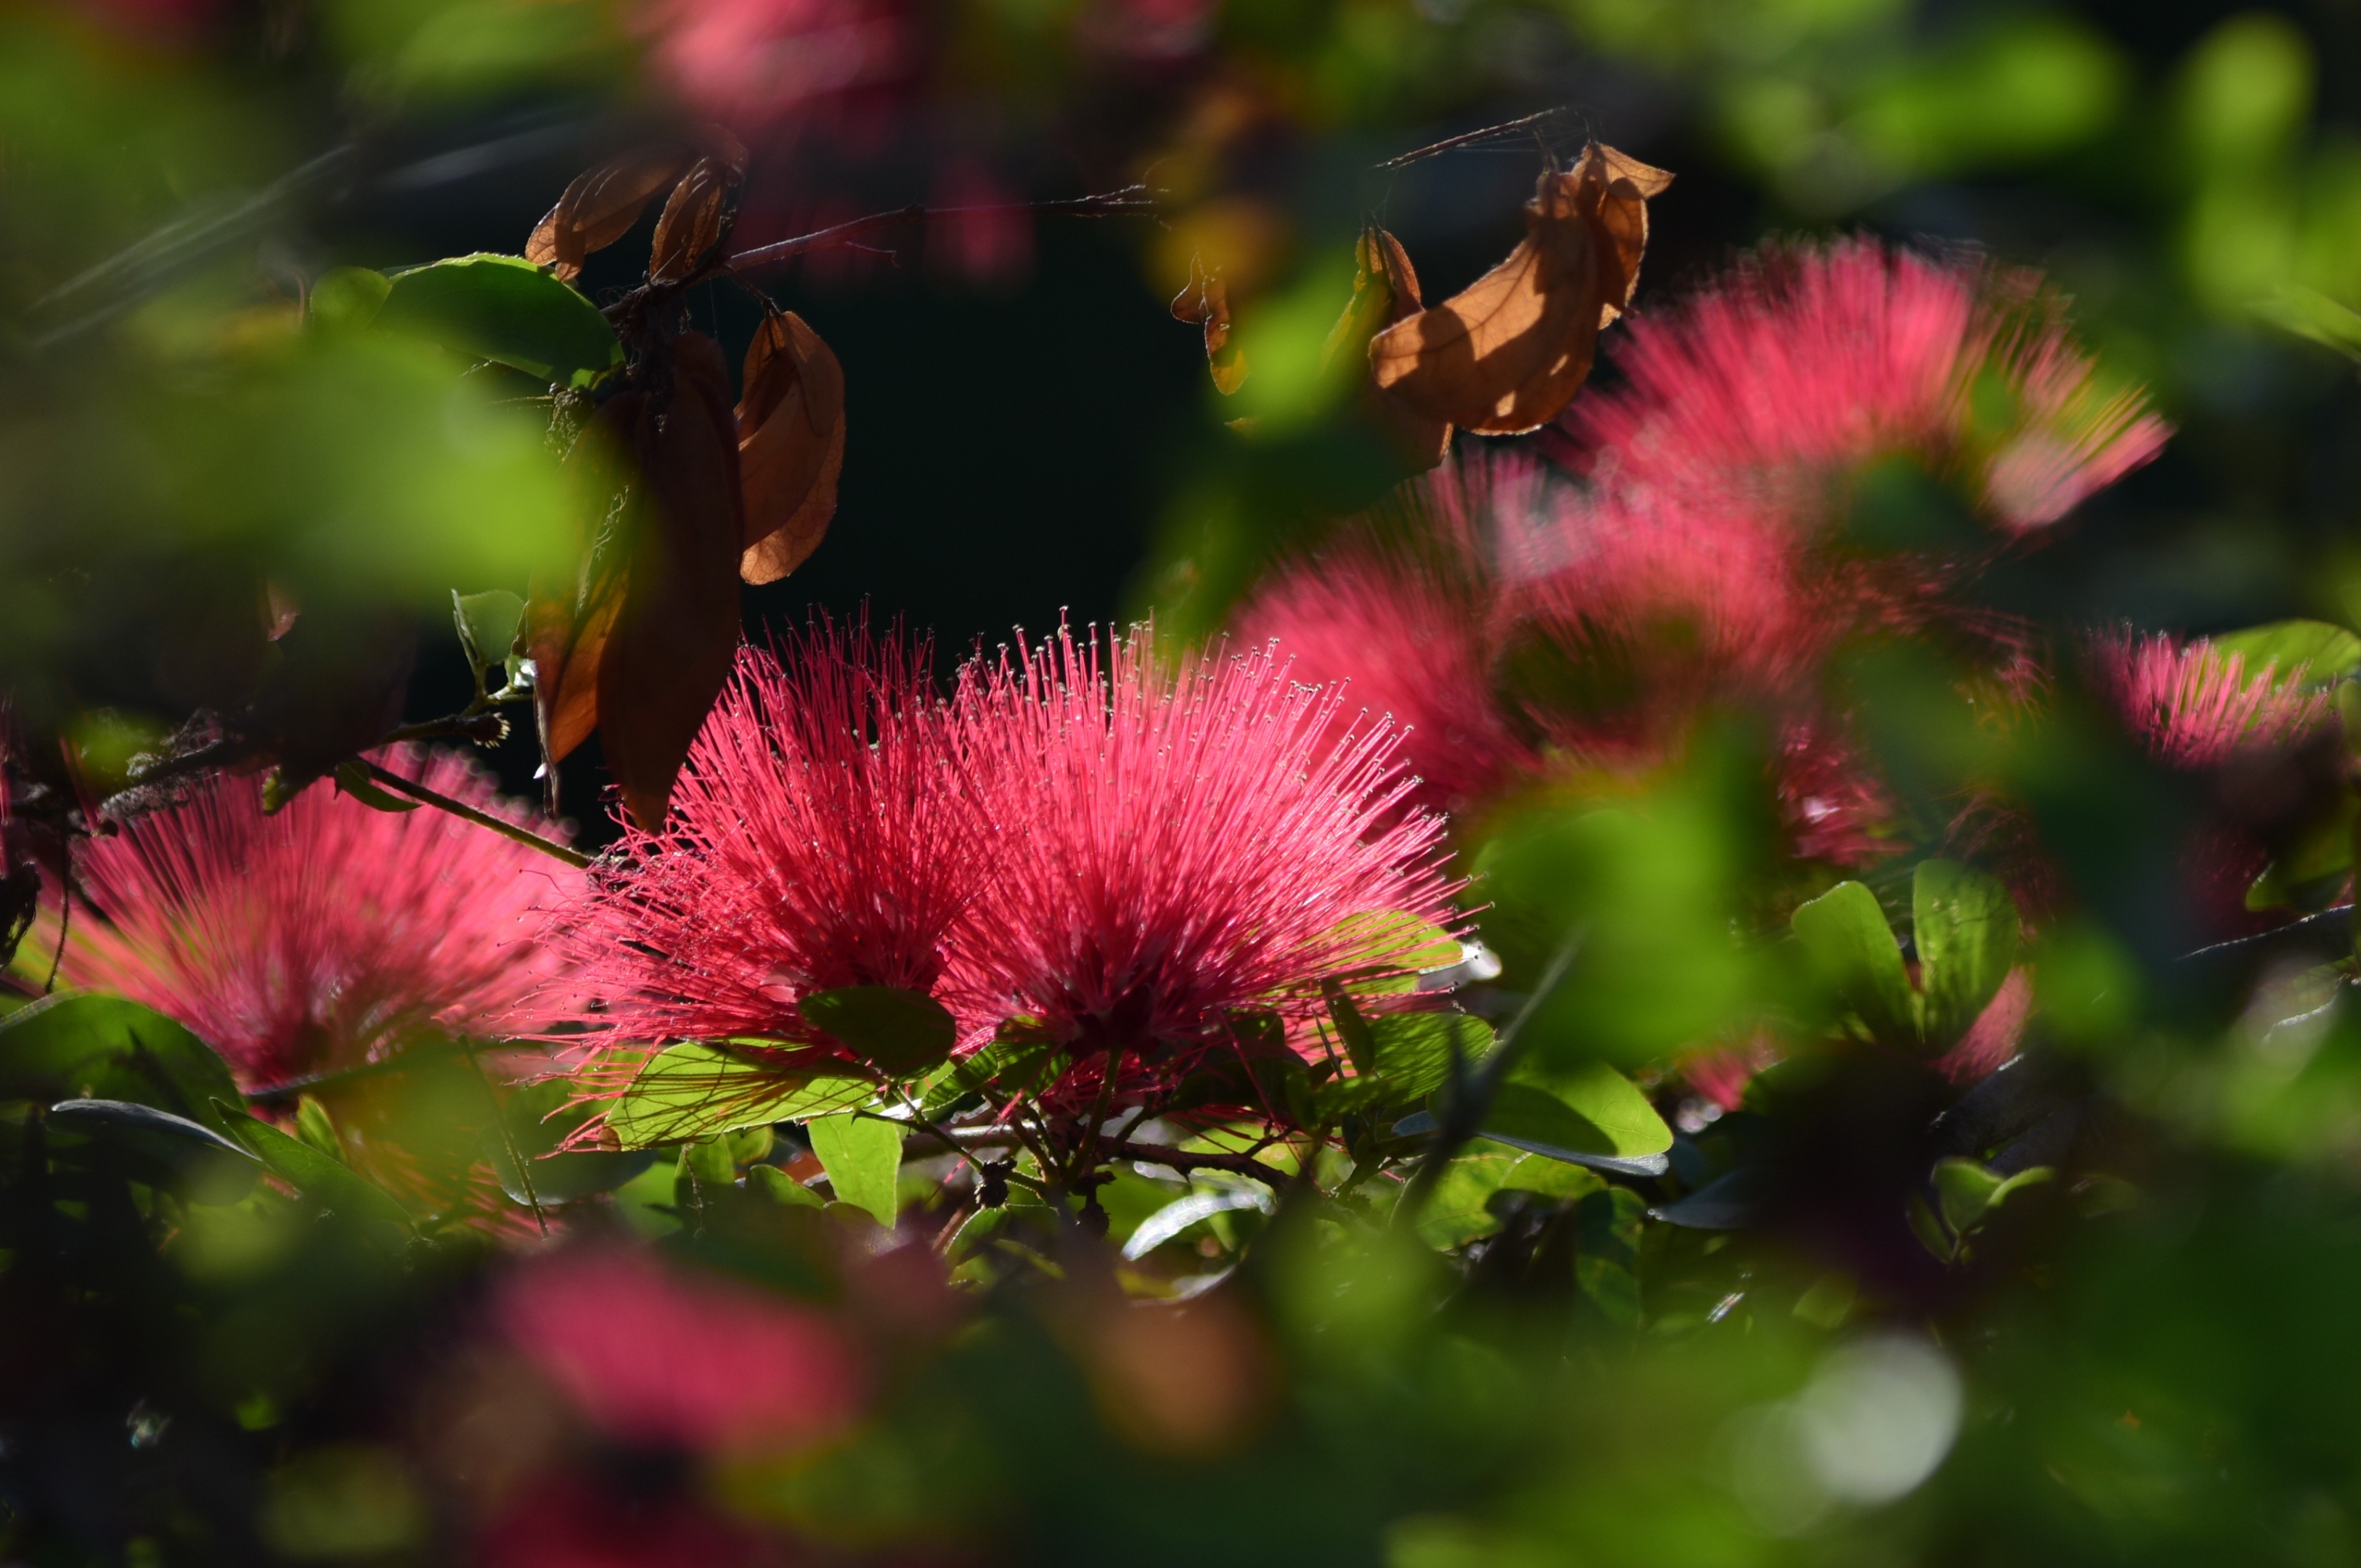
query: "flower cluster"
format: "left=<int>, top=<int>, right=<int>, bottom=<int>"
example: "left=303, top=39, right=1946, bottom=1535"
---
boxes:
left=1241, top=239, right=2172, bottom=869
left=552, top=621, right=1463, bottom=1122
left=57, top=745, right=577, bottom=1088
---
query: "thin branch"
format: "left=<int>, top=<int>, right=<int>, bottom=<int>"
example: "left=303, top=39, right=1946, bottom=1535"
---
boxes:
left=719, top=185, right=1157, bottom=280
left=1374, top=107, right=1586, bottom=171
left=387, top=711, right=508, bottom=747
left=928, top=1123, right=1289, bottom=1190
left=358, top=759, right=592, bottom=869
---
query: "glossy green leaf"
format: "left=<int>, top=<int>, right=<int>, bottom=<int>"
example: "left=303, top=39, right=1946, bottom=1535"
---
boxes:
left=922, top=1033, right=1063, bottom=1119
left=375, top=253, right=619, bottom=388
left=1320, top=1010, right=1488, bottom=1117
left=800, top=987, right=956, bottom=1077
left=2214, top=618, right=2361, bottom=685
left=0, top=992, right=242, bottom=1135
left=1793, top=881, right=1918, bottom=1045
left=608, top=1042, right=873, bottom=1151
left=1915, top=859, right=2020, bottom=1048
left=333, top=760, right=421, bottom=814
left=1483, top=1058, right=1673, bottom=1172
left=1933, top=1157, right=2055, bottom=1237
left=452, top=589, right=526, bottom=686
left=215, top=1101, right=415, bottom=1240
left=806, top=1112, right=902, bottom=1227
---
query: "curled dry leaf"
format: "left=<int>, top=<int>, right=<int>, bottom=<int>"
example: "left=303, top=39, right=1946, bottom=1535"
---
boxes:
left=596, top=332, right=747, bottom=829
left=736, top=311, right=846, bottom=585
left=648, top=148, right=745, bottom=285
left=528, top=151, right=695, bottom=282
left=1172, top=255, right=1247, bottom=395
left=1369, top=142, right=1672, bottom=436
left=1324, top=225, right=1451, bottom=470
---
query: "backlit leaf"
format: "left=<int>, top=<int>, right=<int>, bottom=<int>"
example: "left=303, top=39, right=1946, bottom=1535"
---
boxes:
left=1793, top=880, right=1919, bottom=1045
left=608, top=1042, right=873, bottom=1151
left=526, top=149, right=696, bottom=282
left=2213, top=618, right=2361, bottom=686
left=375, top=253, right=619, bottom=388
left=807, top=1111, right=902, bottom=1227
left=1369, top=143, right=1670, bottom=434
left=736, top=311, right=845, bottom=585
left=649, top=145, right=743, bottom=283
left=800, top=987, right=956, bottom=1078
left=1915, top=859, right=2020, bottom=1048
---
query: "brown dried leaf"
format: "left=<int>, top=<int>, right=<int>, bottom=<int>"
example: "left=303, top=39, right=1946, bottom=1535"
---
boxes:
left=737, top=311, right=846, bottom=585
left=1368, top=142, right=1672, bottom=436
left=597, top=332, right=746, bottom=828
left=1173, top=256, right=1247, bottom=395
left=1323, top=226, right=1451, bottom=470
left=649, top=154, right=742, bottom=285
left=527, top=151, right=694, bottom=282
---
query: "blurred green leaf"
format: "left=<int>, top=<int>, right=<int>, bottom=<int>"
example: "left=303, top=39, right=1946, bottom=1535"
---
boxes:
left=294, top=1095, right=343, bottom=1161
left=310, top=266, right=390, bottom=332
left=807, top=1112, right=902, bottom=1227
left=748, top=1161, right=823, bottom=1208
left=0, top=992, right=242, bottom=1135
left=2214, top=618, right=2361, bottom=684
left=375, top=253, right=619, bottom=388
left=1575, top=1186, right=1647, bottom=1326
left=608, top=1043, right=873, bottom=1151
left=1933, top=1156, right=2054, bottom=1238
left=1793, top=881, right=1917, bottom=1044
left=45, top=1098, right=261, bottom=1204
left=1915, top=859, right=2020, bottom=1048
left=801, top=987, right=957, bottom=1078
left=215, top=1101, right=415, bottom=1239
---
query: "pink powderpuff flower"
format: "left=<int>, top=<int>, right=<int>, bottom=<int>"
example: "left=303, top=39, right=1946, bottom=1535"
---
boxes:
left=635, top=0, right=913, bottom=130
left=1559, top=238, right=2169, bottom=539
left=1233, top=459, right=1533, bottom=818
left=547, top=626, right=988, bottom=1063
left=497, top=1246, right=863, bottom=1453
left=955, top=625, right=1464, bottom=1102
left=58, top=744, right=576, bottom=1088
left=1773, top=716, right=1901, bottom=870
left=2090, top=630, right=2336, bottom=769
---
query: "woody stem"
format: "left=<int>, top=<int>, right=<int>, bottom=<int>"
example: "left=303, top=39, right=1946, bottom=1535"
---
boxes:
left=357, top=760, right=592, bottom=870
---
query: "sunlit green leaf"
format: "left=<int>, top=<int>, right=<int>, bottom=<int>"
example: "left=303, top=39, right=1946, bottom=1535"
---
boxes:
left=309, top=266, right=390, bottom=332
left=807, top=1111, right=902, bottom=1227
left=1915, top=859, right=2020, bottom=1048
left=608, top=1042, right=873, bottom=1151
left=215, top=1101, right=415, bottom=1240
left=2214, top=618, right=2361, bottom=685
left=1793, top=880, right=1919, bottom=1045
left=1484, top=1058, right=1673, bottom=1171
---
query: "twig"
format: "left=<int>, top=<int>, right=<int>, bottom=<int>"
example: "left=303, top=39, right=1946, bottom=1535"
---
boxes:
left=358, top=759, right=592, bottom=869
left=926, top=1123, right=1289, bottom=1190
left=1375, top=108, right=1586, bottom=171
left=43, top=870, right=71, bottom=996
left=387, top=711, right=509, bottom=747
left=722, top=186, right=1156, bottom=278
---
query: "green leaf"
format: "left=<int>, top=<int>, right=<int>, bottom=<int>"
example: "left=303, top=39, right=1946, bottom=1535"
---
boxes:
left=310, top=266, right=391, bottom=332
left=1483, top=1058, right=1673, bottom=1172
left=1914, top=859, right=2020, bottom=1048
left=2214, top=618, right=2361, bottom=686
left=1319, top=1011, right=1489, bottom=1118
left=481, top=1079, right=656, bottom=1205
left=922, top=1032, right=1063, bottom=1119
left=1575, top=1186, right=1647, bottom=1326
left=1325, top=992, right=1377, bottom=1074
left=45, top=1099, right=261, bottom=1204
left=333, top=760, right=421, bottom=814
left=747, top=1161, right=823, bottom=1207
left=799, top=987, right=957, bottom=1078
left=214, top=1101, right=415, bottom=1240
left=807, top=1112, right=902, bottom=1227
left=1325, top=910, right=1464, bottom=995
left=1792, top=881, right=1918, bottom=1045
left=375, top=254, right=620, bottom=388
left=1933, top=1156, right=2054, bottom=1237
left=607, top=1043, right=873, bottom=1151
left=0, top=992, right=242, bottom=1135
left=295, top=1095, right=344, bottom=1161
left=1415, top=1143, right=1526, bottom=1248
left=452, top=589, right=526, bottom=687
